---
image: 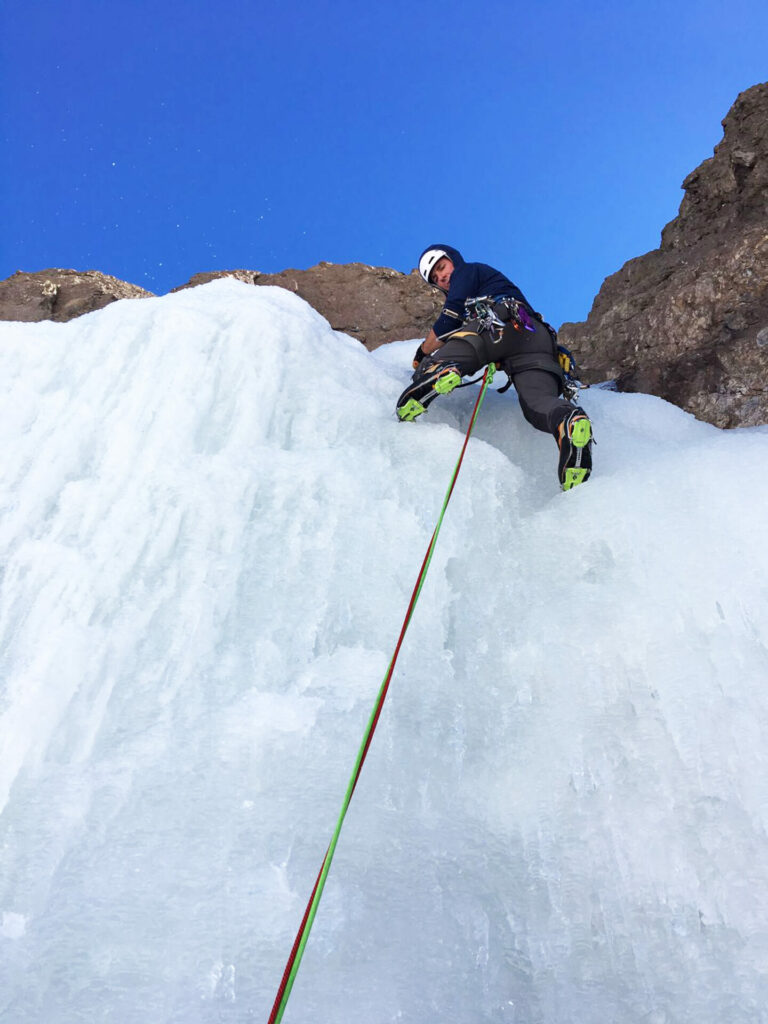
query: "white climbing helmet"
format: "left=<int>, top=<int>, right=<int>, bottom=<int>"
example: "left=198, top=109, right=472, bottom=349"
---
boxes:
left=418, top=248, right=448, bottom=284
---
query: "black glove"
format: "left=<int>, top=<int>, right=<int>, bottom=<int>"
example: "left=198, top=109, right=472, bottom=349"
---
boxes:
left=412, top=344, right=427, bottom=369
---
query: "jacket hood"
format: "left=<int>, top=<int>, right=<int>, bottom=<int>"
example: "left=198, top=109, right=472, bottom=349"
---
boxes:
left=419, top=244, right=465, bottom=268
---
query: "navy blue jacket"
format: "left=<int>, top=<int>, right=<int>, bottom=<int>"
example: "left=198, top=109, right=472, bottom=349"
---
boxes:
left=423, top=244, right=532, bottom=340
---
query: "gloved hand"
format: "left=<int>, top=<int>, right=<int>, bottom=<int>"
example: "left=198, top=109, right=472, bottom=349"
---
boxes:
left=412, top=344, right=427, bottom=369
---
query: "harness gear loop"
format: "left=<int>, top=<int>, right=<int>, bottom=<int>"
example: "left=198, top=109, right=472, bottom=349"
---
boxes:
left=267, top=365, right=497, bottom=1024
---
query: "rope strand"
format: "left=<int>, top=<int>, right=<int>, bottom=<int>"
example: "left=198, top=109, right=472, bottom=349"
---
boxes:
left=267, top=363, right=496, bottom=1023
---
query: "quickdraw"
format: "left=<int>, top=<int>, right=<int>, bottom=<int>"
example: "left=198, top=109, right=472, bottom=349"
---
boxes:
left=557, top=343, right=585, bottom=403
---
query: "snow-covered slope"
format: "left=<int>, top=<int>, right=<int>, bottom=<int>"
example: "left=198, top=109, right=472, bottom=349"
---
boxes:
left=1, top=280, right=768, bottom=1023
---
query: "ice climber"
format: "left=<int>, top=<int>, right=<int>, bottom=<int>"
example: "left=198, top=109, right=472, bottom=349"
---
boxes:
left=396, top=244, right=593, bottom=491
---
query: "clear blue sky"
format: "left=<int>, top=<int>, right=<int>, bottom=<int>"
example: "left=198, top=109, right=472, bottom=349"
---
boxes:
left=1, top=0, right=767, bottom=326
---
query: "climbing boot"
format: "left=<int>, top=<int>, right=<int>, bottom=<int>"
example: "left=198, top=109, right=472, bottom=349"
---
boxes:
left=396, top=364, right=463, bottom=421
left=557, top=408, right=592, bottom=490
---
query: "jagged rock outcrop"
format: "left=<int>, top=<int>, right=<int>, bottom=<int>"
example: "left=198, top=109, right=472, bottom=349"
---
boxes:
left=0, top=263, right=440, bottom=350
left=174, top=263, right=442, bottom=349
left=0, top=269, right=153, bottom=323
left=559, top=82, right=768, bottom=427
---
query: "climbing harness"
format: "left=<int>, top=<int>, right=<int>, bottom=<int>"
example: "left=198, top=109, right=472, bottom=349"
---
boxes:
left=267, top=365, right=497, bottom=1024
left=452, top=343, right=586, bottom=402
left=452, top=297, right=587, bottom=405
left=464, top=295, right=537, bottom=337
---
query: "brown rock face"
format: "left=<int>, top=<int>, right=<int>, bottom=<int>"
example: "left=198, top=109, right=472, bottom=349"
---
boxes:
left=174, top=262, right=442, bottom=349
left=0, top=261, right=440, bottom=349
left=559, top=82, right=768, bottom=427
left=0, top=269, right=153, bottom=323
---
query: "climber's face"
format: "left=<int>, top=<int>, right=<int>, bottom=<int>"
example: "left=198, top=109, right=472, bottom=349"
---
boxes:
left=430, top=257, right=454, bottom=292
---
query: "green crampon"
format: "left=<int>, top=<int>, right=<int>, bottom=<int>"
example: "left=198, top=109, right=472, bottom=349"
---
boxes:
left=397, top=398, right=427, bottom=422
left=433, top=370, right=462, bottom=395
left=562, top=467, right=590, bottom=491
left=569, top=417, right=592, bottom=448
left=560, top=417, right=592, bottom=490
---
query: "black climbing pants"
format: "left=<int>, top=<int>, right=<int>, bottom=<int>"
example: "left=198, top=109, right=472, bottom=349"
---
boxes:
left=399, top=317, right=575, bottom=437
